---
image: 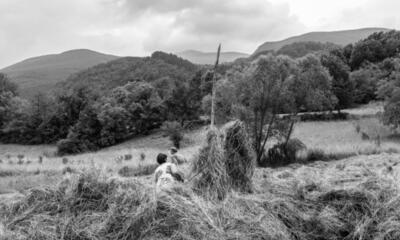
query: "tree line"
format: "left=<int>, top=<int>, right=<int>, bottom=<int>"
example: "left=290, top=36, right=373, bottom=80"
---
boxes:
left=1, top=30, right=400, bottom=155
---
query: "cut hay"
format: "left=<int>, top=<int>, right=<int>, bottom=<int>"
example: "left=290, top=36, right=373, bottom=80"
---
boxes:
left=222, top=120, right=255, bottom=193
left=3, top=169, right=400, bottom=240
left=191, top=128, right=229, bottom=200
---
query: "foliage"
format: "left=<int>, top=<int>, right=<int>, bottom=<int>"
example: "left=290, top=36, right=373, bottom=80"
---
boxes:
left=57, top=81, right=165, bottom=155
left=350, top=30, right=400, bottom=69
left=261, top=138, right=306, bottom=167
left=0, top=73, right=18, bottom=95
left=277, top=41, right=339, bottom=58
left=350, top=64, right=380, bottom=104
left=161, top=121, right=184, bottom=149
left=321, top=49, right=354, bottom=111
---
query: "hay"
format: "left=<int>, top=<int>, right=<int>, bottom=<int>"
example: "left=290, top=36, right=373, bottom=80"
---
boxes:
left=191, top=128, right=229, bottom=200
left=4, top=169, right=400, bottom=240
left=222, top=120, right=255, bottom=193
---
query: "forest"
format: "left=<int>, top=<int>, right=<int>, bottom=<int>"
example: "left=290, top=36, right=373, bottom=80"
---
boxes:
left=1, top=30, right=400, bottom=156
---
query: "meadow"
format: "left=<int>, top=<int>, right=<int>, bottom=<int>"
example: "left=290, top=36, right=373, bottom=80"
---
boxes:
left=2, top=104, right=400, bottom=239
left=0, top=103, right=398, bottom=195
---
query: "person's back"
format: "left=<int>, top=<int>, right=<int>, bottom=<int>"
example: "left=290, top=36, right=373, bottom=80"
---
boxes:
left=155, top=162, right=177, bottom=189
left=154, top=153, right=183, bottom=191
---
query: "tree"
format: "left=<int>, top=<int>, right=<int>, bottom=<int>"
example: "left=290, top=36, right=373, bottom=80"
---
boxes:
left=350, top=64, right=380, bottom=104
left=233, top=55, right=298, bottom=165
left=321, top=50, right=354, bottom=112
left=0, top=73, right=18, bottom=95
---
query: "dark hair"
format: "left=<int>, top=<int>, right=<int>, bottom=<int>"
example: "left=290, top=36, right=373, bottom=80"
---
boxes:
left=157, top=153, right=168, bottom=165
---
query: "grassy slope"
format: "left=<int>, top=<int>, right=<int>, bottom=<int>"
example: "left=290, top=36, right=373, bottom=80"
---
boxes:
left=176, top=50, right=249, bottom=64
left=1, top=49, right=119, bottom=98
left=253, top=27, right=389, bottom=56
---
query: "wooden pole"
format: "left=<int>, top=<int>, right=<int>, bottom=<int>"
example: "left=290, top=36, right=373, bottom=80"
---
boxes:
left=210, top=44, right=221, bottom=127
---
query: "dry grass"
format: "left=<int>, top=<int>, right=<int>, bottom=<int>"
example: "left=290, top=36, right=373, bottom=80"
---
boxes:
left=2, top=153, right=400, bottom=239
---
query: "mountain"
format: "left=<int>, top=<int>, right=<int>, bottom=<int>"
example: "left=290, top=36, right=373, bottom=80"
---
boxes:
left=176, top=50, right=249, bottom=64
left=1, top=49, right=119, bottom=98
left=61, top=51, right=199, bottom=94
left=253, top=28, right=390, bottom=56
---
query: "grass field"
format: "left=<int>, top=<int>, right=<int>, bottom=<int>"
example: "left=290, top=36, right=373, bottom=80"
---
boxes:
left=1, top=110, right=399, bottom=194
left=2, top=106, right=400, bottom=239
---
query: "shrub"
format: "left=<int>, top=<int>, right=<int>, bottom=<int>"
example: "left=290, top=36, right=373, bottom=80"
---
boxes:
left=284, top=112, right=349, bottom=122
left=62, top=157, right=69, bottom=164
left=304, top=148, right=326, bottom=162
left=17, top=154, right=24, bottom=165
left=124, top=154, right=132, bottom=161
left=261, top=138, right=306, bottom=167
left=139, top=152, right=146, bottom=162
left=162, top=121, right=184, bottom=149
left=222, top=120, right=255, bottom=193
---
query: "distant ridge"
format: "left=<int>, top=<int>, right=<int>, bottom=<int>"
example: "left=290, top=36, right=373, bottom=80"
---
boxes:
left=253, top=27, right=390, bottom=56
left=1, top=49, right=119, bottom=98
left=177, top=50, right=249, bottom=64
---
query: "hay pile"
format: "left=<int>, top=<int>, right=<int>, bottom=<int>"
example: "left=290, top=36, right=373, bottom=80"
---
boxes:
left=3, top=170, right=400, bottom=240
left=191, top=128, right=229, bottom=200
left=222, top=120, right=255, bottom=193
left=191, top=121, right=255, bottom=199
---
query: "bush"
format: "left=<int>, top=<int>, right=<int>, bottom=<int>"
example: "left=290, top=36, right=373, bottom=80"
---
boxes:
left=283, top=112, right=349, bottom=122
left=139, top=152, right=146, bottom=162
left=124, top=154, right=132, bottom=161
left=260, top=138, right=306, bottom=167
left=62, top=157, right=69, bottom=164
left=162, top=121, right=184, bottom=149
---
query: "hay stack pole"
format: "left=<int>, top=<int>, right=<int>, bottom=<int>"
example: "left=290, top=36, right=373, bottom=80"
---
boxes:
left=210, top=44, right=221, bottom=127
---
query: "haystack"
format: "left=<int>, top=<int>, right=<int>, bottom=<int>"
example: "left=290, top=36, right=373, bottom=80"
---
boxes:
left=191, top=128, right=229, bottom=200
left=222, top=120, right=255, bottom=193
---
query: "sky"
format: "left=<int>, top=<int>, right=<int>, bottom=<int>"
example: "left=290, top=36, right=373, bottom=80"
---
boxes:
left=0, top=0, right=399, bottom=68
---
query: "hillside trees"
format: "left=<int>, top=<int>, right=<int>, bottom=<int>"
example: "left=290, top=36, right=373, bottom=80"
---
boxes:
left=57, top=81, right=165, bottom=155
left=321, top=50, right=354, bottom=112
left=350, top=30, right=400, bottom=70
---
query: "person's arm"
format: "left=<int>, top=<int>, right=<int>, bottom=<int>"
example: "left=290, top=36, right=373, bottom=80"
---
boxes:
left=166, top=164, right=184, bottom=182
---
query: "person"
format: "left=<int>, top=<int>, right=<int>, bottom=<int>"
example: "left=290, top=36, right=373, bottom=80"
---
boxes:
left=169, top=147, right=187, bottom=165
left=154, top=153, right=184, bottom=191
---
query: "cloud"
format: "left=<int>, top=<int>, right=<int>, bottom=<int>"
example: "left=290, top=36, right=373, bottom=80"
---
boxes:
left=0, top=0, right=399, bottom=68
left=116, top=0, right=305, bottom=53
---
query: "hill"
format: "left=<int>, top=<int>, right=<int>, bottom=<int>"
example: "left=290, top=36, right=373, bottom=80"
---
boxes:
left=253, top=27, right=389, bottom=56
left=61, top=51, right=199, bottom=93
left=177, top=50, right=249, bottom=64
left=1, top=49, right=119, bottom=98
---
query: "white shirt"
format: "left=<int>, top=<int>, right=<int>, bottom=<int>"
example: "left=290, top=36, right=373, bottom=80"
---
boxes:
left=154, top=162, right=178, bottom=190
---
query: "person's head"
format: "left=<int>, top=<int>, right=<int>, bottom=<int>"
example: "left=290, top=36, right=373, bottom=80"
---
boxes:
left=170, top=147, right=178, bottom=154
left=157, top=153, right=168, bottom=165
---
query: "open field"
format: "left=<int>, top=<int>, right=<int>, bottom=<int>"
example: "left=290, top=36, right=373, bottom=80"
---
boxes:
left=1, top=110, right=399, bottom=194
left=2, top=107, right=400, bottom=239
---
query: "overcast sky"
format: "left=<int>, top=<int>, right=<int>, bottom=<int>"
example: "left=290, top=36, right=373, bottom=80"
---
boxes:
left=0, top=0, right=399, bottom=68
